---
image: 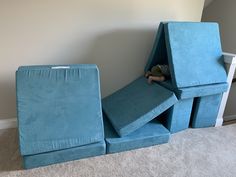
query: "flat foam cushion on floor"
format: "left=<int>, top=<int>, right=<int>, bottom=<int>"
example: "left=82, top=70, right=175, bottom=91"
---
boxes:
left=23, top=141, right=106, bottom=169
left=165, top=22, right=227, bottom=88
left=104, top=115, right=170, bottom=154
left=102, top=77, right=178, bottom=137
left=16, top=64, right=104, bottom=156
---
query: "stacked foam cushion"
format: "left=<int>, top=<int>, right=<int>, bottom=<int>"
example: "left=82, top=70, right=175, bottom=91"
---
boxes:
left=102, top=77, right=178, bottom=153
left=16, top=65, right=106, bottom=169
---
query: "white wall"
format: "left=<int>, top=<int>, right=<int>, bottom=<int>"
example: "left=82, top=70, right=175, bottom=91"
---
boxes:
left=0, top=0, right=204, bottom=120
left=202, top=0, right=236, bottom=119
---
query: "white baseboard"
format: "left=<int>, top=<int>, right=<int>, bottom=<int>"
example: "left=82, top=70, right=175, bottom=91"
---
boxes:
left=224, top=114, right=236, bottom=122
left=0, top=118, right=17, bottom=130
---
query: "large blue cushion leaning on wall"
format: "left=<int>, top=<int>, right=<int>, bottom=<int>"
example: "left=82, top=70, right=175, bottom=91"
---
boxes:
left=102, top=77, right=178, bottom=137
left=104, top=114, right=170, bottom=154
left=23, top=141, right=106, bottom=169
left=16, top=64, right=104, bottom=156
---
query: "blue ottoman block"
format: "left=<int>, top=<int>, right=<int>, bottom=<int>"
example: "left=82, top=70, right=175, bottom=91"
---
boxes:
left=23, top=141, right=106, bottom=169
left=162, top=98, right=194, bottom=133
left=102, top=77, right=178, bottom=137
left=104, top=115, right=170, bottom=154
left=191, top=94, right=223, bottom=128
left=16, top=64, right=105, bottom=168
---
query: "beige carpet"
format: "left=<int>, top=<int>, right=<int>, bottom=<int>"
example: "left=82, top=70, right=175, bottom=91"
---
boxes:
left=0, top=124, right=236, bottom=177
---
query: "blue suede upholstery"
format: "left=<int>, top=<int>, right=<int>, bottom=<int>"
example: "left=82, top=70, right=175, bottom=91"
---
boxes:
left=161, top=98, right=194, bottom=133
left=160, top=80, right=228, bottom=99
left=23, top=141, right=106, bottom=169
left=165, top=22, right=227, bottom=88
left=145, top=22, right=228, bottom=131
left=191, top=94, right=223, bottom=128
left=16, top=22, right=230, bottom=169
left=102, top=77, right=178, bottom=137
left=104, top=115, right=170, bottom=154
left=16, top=64, right=105, bottom=168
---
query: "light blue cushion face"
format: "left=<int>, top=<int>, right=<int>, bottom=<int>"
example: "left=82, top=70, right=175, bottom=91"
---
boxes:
left=104, top=116, right=170, bottom=154
left=165, top=22, right=227, bottom=88
left=16, top=64, right=104, bottom=155
left=102, top=77, right=178, bottom=137
left=23, top=141, right=106, bottom=169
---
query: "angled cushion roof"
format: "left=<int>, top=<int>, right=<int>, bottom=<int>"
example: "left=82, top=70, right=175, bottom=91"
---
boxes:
left=165, top=22, right=227, bottom=88
left=102, top=77, right=178, bottom=137
left=145, top=22, right=168, bottom=72
left=16, top=64, right=104, bottom=155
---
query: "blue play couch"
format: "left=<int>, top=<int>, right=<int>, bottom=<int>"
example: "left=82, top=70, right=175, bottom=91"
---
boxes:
left=16, top=22, right=228, bottom=169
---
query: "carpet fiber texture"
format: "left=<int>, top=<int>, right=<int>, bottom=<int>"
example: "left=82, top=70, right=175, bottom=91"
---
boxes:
left=0, top=124, right=236, bottom=177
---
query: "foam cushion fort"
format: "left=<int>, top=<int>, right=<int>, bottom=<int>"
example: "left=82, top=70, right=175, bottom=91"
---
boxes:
left=102, top=77, right=178, bottom=137
left=23, top=141, right=106, bottom=169
left=16, top=64, right=104, bottom=156
left=165, top=22, right=227, bottom=88
left=104, top=115, right=170, bottom=154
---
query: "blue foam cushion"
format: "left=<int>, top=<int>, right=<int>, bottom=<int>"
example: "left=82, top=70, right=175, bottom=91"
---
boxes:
left=165, top=22, right=227, bottom=88
left=145, top=22, right=168, bottom=72
left=160, top=80, right=228, bottom=99
left=23, top=141, right=106, bottom=169
left=16, top=64, right=104, bottom=155
left=104, top=115, right=170, bottom=154
left=102, top=77, right=178, bottom=137
left=191, top=94, right=222, bottom=128
left=162, top=98, right=194, bottom=133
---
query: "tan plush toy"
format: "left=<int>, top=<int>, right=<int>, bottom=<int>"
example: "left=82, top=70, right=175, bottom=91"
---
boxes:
left=145, top=65, right=170, bottom=84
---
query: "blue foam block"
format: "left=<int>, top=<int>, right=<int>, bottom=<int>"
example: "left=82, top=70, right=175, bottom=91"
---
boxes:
left=16, top=64, right=104, bottom=155
left=160, top=80, right=228, bottom=99
left=191, top=94, right=222, bottom=128
left=102, top=77, right=178, bottom=137
left=165, top=22, right=227, bottom=88
left=23, top=141, right=106, bottom=169
left=162, top=98, right=194, bottom=133
left=104, top=115, right=170, bottom=154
